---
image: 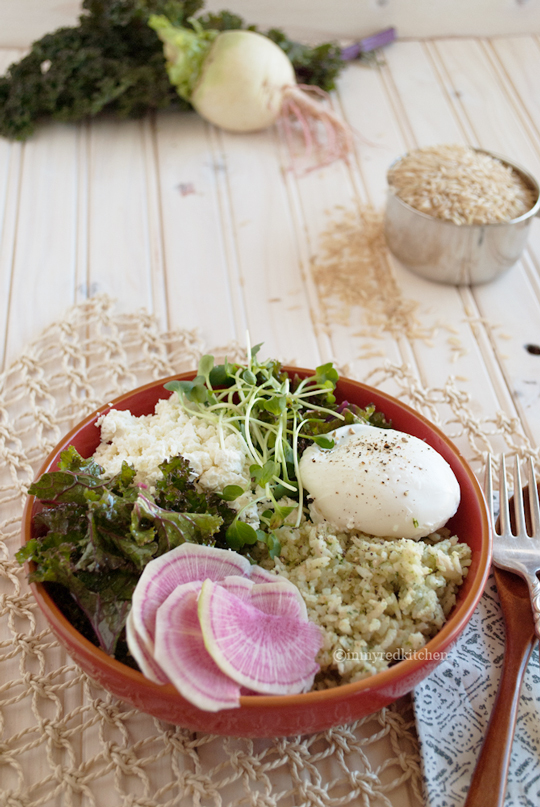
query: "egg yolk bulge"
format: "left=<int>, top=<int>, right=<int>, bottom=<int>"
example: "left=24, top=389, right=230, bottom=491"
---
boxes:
left=298, top=424, right=461, bottom=539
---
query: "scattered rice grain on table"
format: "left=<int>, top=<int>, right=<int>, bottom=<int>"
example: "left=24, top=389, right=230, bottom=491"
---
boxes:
left=310, top=207, right=429, bottom=340
left=387, top=144, right=537, bottom=225
left=310, top=207, right=457, bottom=349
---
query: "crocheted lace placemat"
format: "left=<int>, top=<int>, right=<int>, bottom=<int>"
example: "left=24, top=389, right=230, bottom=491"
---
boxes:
left=1, top=296, right=425, bottom=807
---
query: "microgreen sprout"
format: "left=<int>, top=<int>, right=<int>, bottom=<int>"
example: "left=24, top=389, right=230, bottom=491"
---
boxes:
left=164, top=346, right=387, bottom=554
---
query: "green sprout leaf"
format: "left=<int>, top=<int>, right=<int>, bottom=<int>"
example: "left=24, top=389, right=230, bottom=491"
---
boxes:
left=315, top=362, right=339, bottom=388
left=209, top=363, right=230, bottom=387
left=312, top=435, right=335, bottom=449
left=266, top=531, right=281, bottom=559
left=164, top=379, right=194, bottom=395
left=226, top=520, right=259, bottom=550
left=261, top=395, right=287, bottom=416
left=220, top=484, right=244, bottom=501
left=242, top=369, right=257, bottom=386
left=198, top=354, right=214, bottom=381
left=250, top=461, right=279, bottom=488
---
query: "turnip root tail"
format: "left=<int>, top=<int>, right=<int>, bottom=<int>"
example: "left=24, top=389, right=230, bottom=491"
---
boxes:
left=280, top=84, right=354, bottom=174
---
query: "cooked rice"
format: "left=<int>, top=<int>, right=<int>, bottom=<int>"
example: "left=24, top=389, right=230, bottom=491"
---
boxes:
left=387, top=144, right=537, bottom=225
left=268, top=521, right=471, bottom=685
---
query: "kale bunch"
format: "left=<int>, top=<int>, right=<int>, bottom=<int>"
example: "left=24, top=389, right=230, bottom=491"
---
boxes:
left=0, top=0, right=345, bottom=141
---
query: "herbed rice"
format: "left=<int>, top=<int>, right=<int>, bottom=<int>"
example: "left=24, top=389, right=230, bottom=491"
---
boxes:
left=266, top=521, right=471, bottom=685
left=387, top=144, right=537, bottom=226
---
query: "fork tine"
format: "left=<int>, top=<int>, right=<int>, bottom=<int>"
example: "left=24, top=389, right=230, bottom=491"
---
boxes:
left=526, top=457, right=540, bottom=537
left=485, top=454, right=496, bottom=532
left=498, top=454, right=511, bottom=536
left=512, top=456, right=526, bottom=538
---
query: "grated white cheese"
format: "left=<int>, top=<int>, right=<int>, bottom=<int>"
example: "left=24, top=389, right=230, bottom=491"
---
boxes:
left=94, top=395, right=252, bottom=493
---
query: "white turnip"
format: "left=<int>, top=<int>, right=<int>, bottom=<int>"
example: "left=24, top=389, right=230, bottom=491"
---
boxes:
left=149, top=16, right=353, bottom=169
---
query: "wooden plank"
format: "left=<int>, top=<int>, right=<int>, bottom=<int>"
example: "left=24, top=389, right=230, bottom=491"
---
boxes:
left=326, top=63, right=421, bottom=399
left=379, top=40, right=464, bottom=146
left=86, top=118, right=155, bottom=316
left=216, top=124, right=321, bottom=365
left=0, top=133, right=20, bottom=371
left=0, top=49, right=24, bottom=369
left=336, top=62, right=408, bottom=210
left=141, top=116, right=169, bottom=331
left=431, top=38, right=540, bottom=175
left=335, top=56, right=514, bottom=462
left=154, top=111, right=244, bottom=349
left=3, top=121, right=79, bottom=368
left=488, top=36, right=540, bottom=141
left=485, top=36, right=540, bottom=283
left=276, top=116, right=406, bottom=390
left=421, top=38, right=540, bottom=446
left=469, top=259, right=540, bottom=438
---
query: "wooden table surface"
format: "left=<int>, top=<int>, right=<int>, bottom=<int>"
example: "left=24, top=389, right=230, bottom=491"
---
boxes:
left=1, top=34, right=540, bottom=806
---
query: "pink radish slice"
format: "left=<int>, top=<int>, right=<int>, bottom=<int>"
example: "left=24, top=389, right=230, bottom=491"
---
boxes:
left=219, top=575, right=254, bottom=601
left=126, top=608, right=170, bottom=685
left=249, top=566, right=279, bottom=583
left=248, top=568, right=309, bottom=618
left=198, top=580, right=322, bottom=695
left=250, top=581, right=308, bottom=621
left=154, top=580, right=241, bottom=712
left=131, top=544, right=252, bottom=650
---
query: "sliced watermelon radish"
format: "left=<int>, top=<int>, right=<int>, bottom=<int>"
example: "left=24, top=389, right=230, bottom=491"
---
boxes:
left=249, top=581, right=308, bottom=621
left=249, top=566, right=279, bottom=584
left=127, top=543, right=319, bottom=706
left=219, top=575, right=254, bottom=601
left=126, top=609, right=170, bottom=685
left=131, top=544, right=252, bottom=651
left=154, top=580, right=241, bottom=712
left=198, top=579, right=322, bottom=695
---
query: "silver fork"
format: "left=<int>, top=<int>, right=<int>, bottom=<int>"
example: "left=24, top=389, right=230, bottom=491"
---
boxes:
left=465, top=453, right=540, bottom=807
left=487, top=453, right=540, bottom=638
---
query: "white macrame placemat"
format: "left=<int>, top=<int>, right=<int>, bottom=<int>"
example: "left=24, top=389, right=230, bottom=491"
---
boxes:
left=2, top=295, right=539, bottom=807
left=0, top=296, right=424, bottom=807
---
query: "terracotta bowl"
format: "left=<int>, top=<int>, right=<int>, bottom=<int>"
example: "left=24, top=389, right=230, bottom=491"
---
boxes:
left=21, top=368, right=491, bottom=737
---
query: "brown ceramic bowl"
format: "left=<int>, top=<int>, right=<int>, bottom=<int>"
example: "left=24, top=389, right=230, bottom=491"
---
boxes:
left=21, top=368, right=491, bottom=737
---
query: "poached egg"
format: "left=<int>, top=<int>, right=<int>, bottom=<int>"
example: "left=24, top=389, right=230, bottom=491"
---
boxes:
left=299, top=423, right=460, bottom=539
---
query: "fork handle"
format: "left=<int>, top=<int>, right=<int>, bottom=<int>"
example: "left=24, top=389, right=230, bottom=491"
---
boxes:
left=526, top=574, right=540, bottom=640
left=464, top=624, right=536, bottom=807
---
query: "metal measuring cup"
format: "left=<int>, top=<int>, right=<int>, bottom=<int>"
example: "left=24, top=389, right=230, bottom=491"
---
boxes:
left=384, top=148, right=540, bottom=285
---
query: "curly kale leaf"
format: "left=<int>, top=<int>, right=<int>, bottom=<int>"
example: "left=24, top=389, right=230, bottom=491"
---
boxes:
left=0, top=0, right=348, bottom=140
left=28, top=446, right=137, bottom=505
left=0, top=0, right=193, bottom=140
left=265, top=29, right=344, bottom=91
left=18, top=445, right=231, bottom=656
left=17, top=514, right=138, bottom=655
left=154, top=455, right=236, bottom=535
left=132, top=491, right=222, bottom=552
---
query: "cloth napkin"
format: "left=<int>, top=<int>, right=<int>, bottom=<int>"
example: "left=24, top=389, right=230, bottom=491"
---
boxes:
left=414, top=571, right=540, bottom=807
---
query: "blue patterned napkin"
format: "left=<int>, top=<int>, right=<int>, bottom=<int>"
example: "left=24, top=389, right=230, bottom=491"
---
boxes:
left=413, top=572, right=540, bottom=806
